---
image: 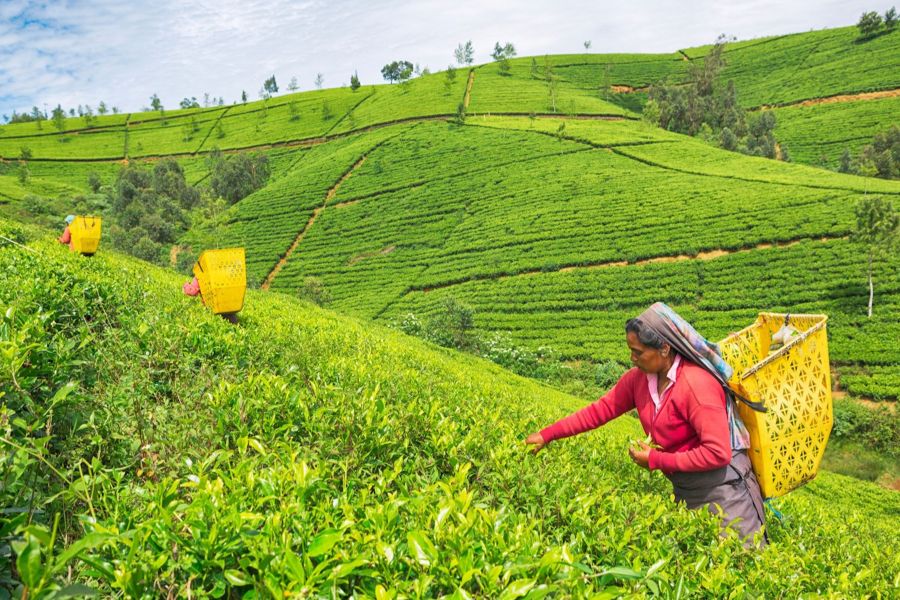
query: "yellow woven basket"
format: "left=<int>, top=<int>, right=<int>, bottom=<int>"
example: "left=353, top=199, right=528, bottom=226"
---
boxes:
left=718, top=313, right=832, bottom=499
left=69, top=216, right=102, bottom=255
left=193, top=248, right=246, bottom=314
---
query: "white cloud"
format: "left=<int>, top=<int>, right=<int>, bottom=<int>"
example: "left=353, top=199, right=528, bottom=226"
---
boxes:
left=0, top=0, right=881, bottom=118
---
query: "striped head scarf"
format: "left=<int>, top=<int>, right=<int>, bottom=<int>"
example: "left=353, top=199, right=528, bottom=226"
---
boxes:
left=635, top=302, right=751, bottom=451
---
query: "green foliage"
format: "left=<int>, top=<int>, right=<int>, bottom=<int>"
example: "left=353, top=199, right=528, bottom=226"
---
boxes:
left=492, top=42, right=517, bottom=76
left=852, top=196, right=899, bottom=316
left=297, top=276, right=332, bottom=306
left=443, top=65, right=457, bottom=95
left=350, top=70, right=361, bottom=91
left=886, top=6, right=898, bottom=29
left=454, top=40, right=474, bottom=66
left=771, top=97, right=900, bottom=169
left=381, top=60, right=414, bottom=84
left=51, top=105, right=66, bottom=132
left=858, top=10, right=885, bottom=38
left=1, top=221, right=899, bottom=597
left=206, top=148, right=270, bottom=205
left=858, top=124, right=900, bottom=179
left=646, top=38, right=784, bottom=160
left=831, top=398, right=899, bottom=455
left=149, top=93, right=163, bottom=112
left=262, top=74, right=279, bottom=98
left=179, top=96, right=200, bottom=109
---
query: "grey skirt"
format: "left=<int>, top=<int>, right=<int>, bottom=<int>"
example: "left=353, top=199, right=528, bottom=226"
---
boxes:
left=666, top=450, right=767, bottom=547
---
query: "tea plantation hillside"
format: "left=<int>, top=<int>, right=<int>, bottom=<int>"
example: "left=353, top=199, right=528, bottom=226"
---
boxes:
left=1, top=23, right=898, bottom=400
left=216, top=117, right=896, bottom=400
left=2, top=220, right=899, bottom=597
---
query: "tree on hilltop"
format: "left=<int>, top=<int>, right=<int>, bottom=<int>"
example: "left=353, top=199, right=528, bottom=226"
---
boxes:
left=315, top=73, right=324, bottom=89
left=852, top=197, right=899, bottom=317
left=381, top=61, right=413, bottom=84
left=30, top=106, right=44, bottom=129
left=288, top=77, right=299, bottom=92
left=97, top=101, right=108, bottom=115
left=241, top=90, right=248, bottom=104
left=584, top=40, right=592, bottom=50
left=857, top=11, right=884, bottom=38
left=149, top=94, right=163, bottom=113
left=454, top=41, right=474, bottom=66
left=262, top=75, right=278, bottom=98
left=51, top=105, right=66, bottom=132
left=492, top=42, right=517, bottom=75
left=350, top=71, right=361, bottom=91
left=443, top=65, right=457, bottom=94
left=885, top=6, right=898, bottom=30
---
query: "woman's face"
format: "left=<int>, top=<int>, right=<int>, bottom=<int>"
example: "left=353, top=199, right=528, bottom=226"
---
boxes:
left=627, top=331, right=669, bottom=374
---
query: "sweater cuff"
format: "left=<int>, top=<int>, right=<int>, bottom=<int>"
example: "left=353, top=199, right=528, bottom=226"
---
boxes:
left=648, top=449, right=669, bottom=472
left=539, top=426, right=560, bottom=444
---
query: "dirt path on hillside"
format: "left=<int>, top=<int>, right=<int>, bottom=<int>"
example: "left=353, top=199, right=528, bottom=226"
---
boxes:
left=349, top=245, right=396, bottom=266
left=413, top=235, right=844, bottom=293
left=611, top=85, right=649, bottom=94
left=756, top=87, right=900, bottom=110
left=464, top=71, right=475, bottom=109
left=261, top=154, right=368, bottom=290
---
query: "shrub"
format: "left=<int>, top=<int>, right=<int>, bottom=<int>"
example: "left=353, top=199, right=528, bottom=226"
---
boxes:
left=297, top=276, right=332, bottom=307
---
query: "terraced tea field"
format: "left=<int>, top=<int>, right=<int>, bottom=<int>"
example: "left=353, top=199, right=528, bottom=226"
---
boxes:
left=2, top=17, right=900, bottom=598
left=1, top=24, right=898, bottom=400
left=3, top=220, right=899, bottom=597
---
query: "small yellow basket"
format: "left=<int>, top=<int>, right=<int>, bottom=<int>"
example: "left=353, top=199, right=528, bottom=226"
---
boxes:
left=193, top=248, right=246, bottom=315
left=69, top=216, right=102, bottom=255
left=718, top=313, right=832, bottom=499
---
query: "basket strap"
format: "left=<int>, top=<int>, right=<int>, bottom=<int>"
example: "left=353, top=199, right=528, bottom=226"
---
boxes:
left=731, top=389, right=767, bottom=412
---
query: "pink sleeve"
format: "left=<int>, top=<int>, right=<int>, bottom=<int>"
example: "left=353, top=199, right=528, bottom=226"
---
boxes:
left=59, top=227, right=71, bottom=244
left=647, top=374, right=732, bottom=473
left=540, top=369, right=639, bottom=443
left=182, top=277, right=200, bottom=296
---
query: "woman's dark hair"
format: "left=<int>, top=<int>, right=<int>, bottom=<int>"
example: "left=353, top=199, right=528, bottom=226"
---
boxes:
left=625, top=317, right=667, bottom=349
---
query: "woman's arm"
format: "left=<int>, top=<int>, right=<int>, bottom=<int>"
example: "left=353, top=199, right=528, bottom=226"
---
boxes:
left=647, top=373, right=731, bottom=473
left=536, top=369, right=640, bottom=444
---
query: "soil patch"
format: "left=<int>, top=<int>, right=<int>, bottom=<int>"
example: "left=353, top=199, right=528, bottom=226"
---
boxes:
left=349, top=245, right=397, bottom=266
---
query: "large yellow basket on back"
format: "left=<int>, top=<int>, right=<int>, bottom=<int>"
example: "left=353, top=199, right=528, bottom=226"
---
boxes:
left=69, top=216, right=102, bottom=255
left=718, top=313, right=832, bottom=499
left=193, top=248, right=246, bottom=314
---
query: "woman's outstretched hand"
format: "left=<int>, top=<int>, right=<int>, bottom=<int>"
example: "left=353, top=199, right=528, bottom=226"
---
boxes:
left=525, top=432, right=547, bottom=454
left=628, top=440, right=651, bottom=469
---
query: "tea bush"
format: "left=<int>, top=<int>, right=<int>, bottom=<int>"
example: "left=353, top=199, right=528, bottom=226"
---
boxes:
left=1, top=222, right=898, bottom=597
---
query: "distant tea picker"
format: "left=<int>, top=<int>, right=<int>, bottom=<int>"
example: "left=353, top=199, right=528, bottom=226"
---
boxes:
left=58, top=214, right=102, bottom=256
left=182, top=248, right=247, bottom=324
left=526, top=303, right=768, bottom=547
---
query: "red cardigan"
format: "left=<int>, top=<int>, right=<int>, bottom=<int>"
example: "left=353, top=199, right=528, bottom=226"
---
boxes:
left=540, top=360, right=731, bottom=473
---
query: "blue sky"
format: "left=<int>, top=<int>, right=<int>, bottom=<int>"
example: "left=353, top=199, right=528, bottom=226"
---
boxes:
left=0, top=0, right=882, bottom=119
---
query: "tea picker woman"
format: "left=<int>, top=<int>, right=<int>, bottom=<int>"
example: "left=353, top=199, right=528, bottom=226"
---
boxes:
left=57, top=214, right=75, bottom=248
left=525, top=303, right=766, bottom=547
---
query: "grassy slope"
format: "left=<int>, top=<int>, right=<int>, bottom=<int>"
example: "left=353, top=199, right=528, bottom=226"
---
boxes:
left=254, top=117, right=900, bottom=398
left=2, top=221, right=898, bottom=597
left=771, top=96, right=900, bottom=167
left=0, top=25, right=897, bottom=398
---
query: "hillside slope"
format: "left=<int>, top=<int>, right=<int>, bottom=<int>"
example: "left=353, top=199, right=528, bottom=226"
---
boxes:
left=1, top=219, right=898, bottom=597
left=0, top=23, right=898, bottom=401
